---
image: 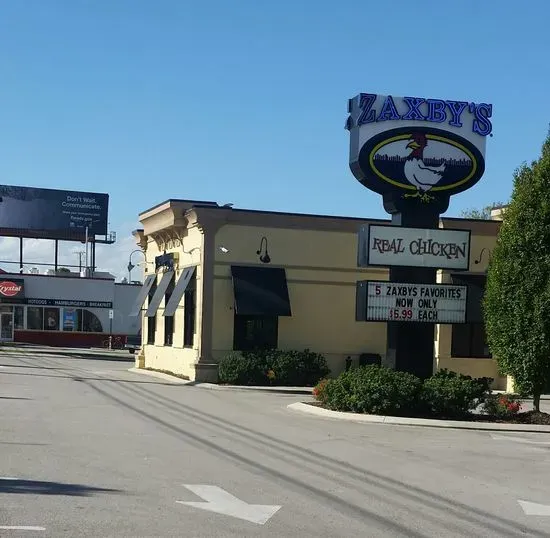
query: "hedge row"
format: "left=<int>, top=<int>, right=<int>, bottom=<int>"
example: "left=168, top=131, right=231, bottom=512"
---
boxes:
left=314, top=366, right=494, bottom=418
left=218, top=348, right=330, bottom=387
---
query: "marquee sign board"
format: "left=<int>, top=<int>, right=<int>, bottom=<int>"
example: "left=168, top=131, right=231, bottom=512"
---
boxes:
left=358, top=280, right=467, bottom=324
left=346, top=93, right=492, bottom=205
left=358, top=224, right=471, bottom=270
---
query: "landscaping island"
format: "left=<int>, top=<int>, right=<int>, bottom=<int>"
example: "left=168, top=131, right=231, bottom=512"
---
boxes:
left=311, top=365, right=550, bottom=425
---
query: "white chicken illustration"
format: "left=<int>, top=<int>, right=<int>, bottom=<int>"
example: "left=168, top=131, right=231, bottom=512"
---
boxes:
left=403, top=133, right=446, bottom=202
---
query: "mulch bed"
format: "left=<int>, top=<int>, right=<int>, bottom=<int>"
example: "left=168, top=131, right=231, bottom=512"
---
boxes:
left=305, top=402, right=550, bottom=425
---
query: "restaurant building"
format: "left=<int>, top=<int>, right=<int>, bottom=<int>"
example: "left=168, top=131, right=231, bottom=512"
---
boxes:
left=131, top=200, right=505, bottom=387
left=0, top=272, right=141, bottom=347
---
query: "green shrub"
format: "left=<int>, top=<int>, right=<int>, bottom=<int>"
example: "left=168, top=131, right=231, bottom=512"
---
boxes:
left=322, top=365, right=422, bottom=415
left=270, top=349, right=330, bottom=386
left=481, top=393, right=522, bottom=418
left=218, top=348, right=330, bottom=386
left=218, top=351, right=268, bottom=385
left=420, top=369, right=491, bottom=418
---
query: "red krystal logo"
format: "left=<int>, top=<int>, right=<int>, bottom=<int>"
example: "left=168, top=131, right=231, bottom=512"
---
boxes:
left=0, top=281, right=23, bottom=297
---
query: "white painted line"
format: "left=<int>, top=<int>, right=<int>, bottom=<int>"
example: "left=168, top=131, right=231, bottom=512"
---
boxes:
left=0, top=526, right=46, bottom=531
left=519, top=500, right=550, bottom=516
left=177, top=485, right=281, bottom=525
left=0, top=477, right=20, bottom=480
left=491, top=434, right=550, bottom=445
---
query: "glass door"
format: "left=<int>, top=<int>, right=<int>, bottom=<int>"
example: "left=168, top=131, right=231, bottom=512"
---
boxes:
left=0, top=313, right=14, bottom=341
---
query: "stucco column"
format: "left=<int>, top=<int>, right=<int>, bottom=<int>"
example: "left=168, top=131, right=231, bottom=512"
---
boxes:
left=194, top=221, right=219, bottom=382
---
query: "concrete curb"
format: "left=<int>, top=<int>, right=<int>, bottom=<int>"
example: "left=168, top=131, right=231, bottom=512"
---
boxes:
left=196, top=383, right=313, bottom=395
left=127, top=367, right=192, bottom=385
left=127, top=368, right=313, bottom=393
left=287, top=402, right=550, bottom=433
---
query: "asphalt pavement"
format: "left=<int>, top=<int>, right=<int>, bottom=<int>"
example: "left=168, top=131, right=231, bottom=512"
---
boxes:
left=1, top=347, right=550, bottom=537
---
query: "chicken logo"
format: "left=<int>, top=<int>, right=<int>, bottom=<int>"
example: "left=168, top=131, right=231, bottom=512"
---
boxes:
left=403, top=133, right=446, bottom=203
left=355, top=126, right=484, bottom=204
left=347, top=93, right=489, bottom=206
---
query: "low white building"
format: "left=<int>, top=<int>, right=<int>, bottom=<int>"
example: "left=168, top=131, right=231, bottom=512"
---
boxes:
left=0, top=271, right=141, bottom=347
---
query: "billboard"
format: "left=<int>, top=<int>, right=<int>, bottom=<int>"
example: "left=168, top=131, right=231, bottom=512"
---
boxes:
left=358, top=280, right=467, bottom=324
left=357, top=224, right=471, bottom=270
left=0, top=185, right=108, bottom=235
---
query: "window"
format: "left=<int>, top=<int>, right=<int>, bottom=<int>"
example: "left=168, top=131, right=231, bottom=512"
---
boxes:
left=147, top=316, right=156, bottom=344
left=14, top=306, right=24, bottom=330
left=147, top=281, right=157, bottom=345
left=82, top=310, right=102, bottom=332
left=233, top=315, right=278, bottom=351
left=27, top=307, right=44, bottom=330
left=451, top=323, right=492, bottom=358
left=164, top=274, right=175, bottom=346
left=44, top=308, right=60, bottom=331
left=183, top=271, right=196, bottom=347
left=62, top=308, right=81, bottom=331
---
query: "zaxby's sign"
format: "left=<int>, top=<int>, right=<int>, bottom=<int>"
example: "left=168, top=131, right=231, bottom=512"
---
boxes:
left=358, top=224, right=471, bottom=270
left=0, top=279, right=24, bottom=300
left=346, top=93, right=492, bottom=204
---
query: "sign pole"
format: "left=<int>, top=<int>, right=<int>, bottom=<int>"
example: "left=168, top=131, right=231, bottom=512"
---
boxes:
left=384, top=203, right=442, bottom=378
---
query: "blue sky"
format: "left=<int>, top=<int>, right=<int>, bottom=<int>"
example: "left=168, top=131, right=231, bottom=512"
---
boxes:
left=0, top=1, right=549, bottom=275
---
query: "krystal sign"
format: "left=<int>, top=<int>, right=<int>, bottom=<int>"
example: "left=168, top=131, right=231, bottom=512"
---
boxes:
left=362, top=281, right=467, bottom=324
left=0, top=279, right=24, bottom=299
left=358, top=224, right=471, bottom=270
left=346, top=93, right=492, bottom=204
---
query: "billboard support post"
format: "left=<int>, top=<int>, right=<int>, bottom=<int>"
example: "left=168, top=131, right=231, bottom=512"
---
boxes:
left=85, top=226, right=89, bottom=275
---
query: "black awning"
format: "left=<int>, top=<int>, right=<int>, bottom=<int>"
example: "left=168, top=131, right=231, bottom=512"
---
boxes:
left=451, top=273, right=487, bottom=323
left=231, top=266, right=291, bottom=316
left=128, top=274, right=156, bottom=317
left=145, top=271, right=174, bottom=317
left=163, top=266, right=196, bottom=317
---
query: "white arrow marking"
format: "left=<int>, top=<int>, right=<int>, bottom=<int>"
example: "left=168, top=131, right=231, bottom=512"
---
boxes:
left=491, top=434, right=550, bottom=445
left=519, top=500, right=550, bottom=516
left=176, top=485, right=281, bottom=525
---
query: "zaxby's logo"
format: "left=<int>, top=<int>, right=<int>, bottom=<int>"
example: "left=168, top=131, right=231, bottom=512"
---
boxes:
left=0, top=280, right=24, bottom=298
left=346, top=94, right=492, bottom=204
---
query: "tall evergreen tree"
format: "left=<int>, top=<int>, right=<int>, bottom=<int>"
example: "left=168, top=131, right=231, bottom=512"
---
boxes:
left=484, top=132, right=550, bottom=411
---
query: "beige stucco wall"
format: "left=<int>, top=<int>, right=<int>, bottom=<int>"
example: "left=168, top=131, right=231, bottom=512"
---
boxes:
left=212, top=224, right=388, bottom=376
left=140, top=226, right=203, bottom=379
left=435, top=231, right=507, bottom=389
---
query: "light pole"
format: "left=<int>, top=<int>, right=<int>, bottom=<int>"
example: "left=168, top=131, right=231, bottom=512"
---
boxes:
left=127, top=249, right=145, bottom=282
left=75, top=251, right=85, bottom=271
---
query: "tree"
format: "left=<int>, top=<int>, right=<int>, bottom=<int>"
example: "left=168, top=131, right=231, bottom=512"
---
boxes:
left=56, top=267, right=71, bottom=273
left=483, top=133, right=550, bottom=411
left=460, top=202, right=505, bottom=219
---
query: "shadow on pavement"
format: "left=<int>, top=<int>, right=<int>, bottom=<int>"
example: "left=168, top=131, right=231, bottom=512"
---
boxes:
left=0, top=479, right=121, bottom=496
left=0, top=396, right=32, bottom=400
left=0, top=345, right=134, bottom=362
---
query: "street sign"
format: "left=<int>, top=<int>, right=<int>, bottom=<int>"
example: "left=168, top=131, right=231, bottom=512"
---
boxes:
left=108, top=309, right=114, bottom=319
left=357, top=224, right=471, bottom=270
left=362, top=280, right=467, bottom=323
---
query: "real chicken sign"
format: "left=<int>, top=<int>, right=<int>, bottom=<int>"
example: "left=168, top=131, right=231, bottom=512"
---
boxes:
left=346, top=93, right=492, bottom=203
left=358, top=224, right=471, bottom=270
